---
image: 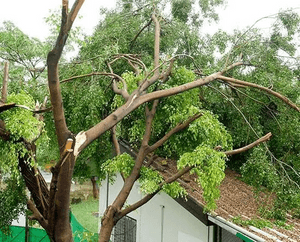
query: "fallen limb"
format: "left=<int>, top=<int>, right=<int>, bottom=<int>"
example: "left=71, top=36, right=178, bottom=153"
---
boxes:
left=224, top=132, right=272, bottom=156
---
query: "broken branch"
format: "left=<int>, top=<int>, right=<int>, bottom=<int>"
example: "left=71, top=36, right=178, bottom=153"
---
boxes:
left=60, top=72, right=123, bottom=83
left=218, top=75, right=300, bottom=112
left=224, top=132, right=272, bottom=156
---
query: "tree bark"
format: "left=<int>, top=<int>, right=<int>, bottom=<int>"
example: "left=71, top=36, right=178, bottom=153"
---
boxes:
left=91, top=176, right=99, bottom=199
left=1, top=61, right=9, bottom=103
left=53, top=154, right=75, bottom=242
left=98, top=206, right=117, bottom=242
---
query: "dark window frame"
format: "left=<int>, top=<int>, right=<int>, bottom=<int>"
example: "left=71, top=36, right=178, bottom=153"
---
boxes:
left=113, top=215, right=137, bottom=242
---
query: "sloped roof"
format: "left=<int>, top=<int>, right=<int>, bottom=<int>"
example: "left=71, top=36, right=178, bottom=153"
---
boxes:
left=152, top=158, right=300, bottom=242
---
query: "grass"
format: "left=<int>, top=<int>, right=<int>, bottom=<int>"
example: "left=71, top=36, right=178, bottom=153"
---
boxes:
left=71, top=198, right=99, bottom=233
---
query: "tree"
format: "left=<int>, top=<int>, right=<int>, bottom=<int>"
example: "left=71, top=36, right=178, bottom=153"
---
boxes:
left=1, top=1, right=300, bottom=242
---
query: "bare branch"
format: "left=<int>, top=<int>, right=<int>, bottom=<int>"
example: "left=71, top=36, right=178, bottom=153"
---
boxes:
left=1, top=104, right=52, bottom=114
left=218, top=75, right=300, bottom=112
left=130, top=19, right=152, bottom=50
left=112, top=80, right=130, bottom=101
left=60, top=72, right=123, bottom=83
left=67, top=0, right=85, bottom=31
left=32, top=106, right=52, bottom=114
left=224, top=132, right=272, bottom=156
left=139, top=54, right=194, bottom=91
left=143, top=99, right=159, bottom=146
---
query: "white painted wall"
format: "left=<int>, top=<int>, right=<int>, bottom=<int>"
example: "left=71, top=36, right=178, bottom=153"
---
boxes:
left=99, top=174, right=208, bottom=242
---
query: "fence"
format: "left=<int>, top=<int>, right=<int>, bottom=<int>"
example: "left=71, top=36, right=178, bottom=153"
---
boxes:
left=0, top=213, right=98, bottom=242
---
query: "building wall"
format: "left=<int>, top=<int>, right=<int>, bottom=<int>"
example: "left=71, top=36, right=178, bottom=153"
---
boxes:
left=99, top=174, right=208, bottom=242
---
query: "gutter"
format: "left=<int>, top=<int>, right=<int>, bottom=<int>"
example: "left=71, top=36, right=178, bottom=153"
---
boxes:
left=208, top=215, right=265, bottom=242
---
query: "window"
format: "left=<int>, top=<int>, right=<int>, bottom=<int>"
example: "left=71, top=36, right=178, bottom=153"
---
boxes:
left=113, top=216, right=137, bottom=242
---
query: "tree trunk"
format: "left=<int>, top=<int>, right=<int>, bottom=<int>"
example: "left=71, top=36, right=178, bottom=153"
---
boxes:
left=53, top=154, right=75, bottom=242
left=91, top=176, right=99, bottom=199
left=98, top=206, right=117, bottom=242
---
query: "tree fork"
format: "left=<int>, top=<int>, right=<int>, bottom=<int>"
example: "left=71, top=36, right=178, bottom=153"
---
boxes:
left=99, top=206, right=118, bottom=242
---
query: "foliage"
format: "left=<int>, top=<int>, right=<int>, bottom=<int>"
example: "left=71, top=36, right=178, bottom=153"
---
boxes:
left=232, top=216, right=273, bottom=229
left=139, top=167, right=164, bottom=194
left=232, top=215, right=294, bottom=230
left=162, top=181, right=188, bottom=198
left=0, top=21, right=49, bottom=62
left=102, top=153, right=135, bottom=182
left=240, top=147, right=279, bottom=189
left=0, top=177, right=27, bottom=233
left=178, top=145, right=226, bottom=210
left=4, top=91, right=43, bottom=141
left=198, top=9, right=300, bottom=216
left=0, top=92, right=44, bottom=175
left=1, top=2, right=300, bottom=239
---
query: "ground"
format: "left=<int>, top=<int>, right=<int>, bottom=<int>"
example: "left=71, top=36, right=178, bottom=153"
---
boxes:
left=70, top=181, right=99, bottom=233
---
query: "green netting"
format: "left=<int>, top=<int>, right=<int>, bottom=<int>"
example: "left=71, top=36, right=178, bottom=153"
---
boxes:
left=0, top=213, right=98, bottom=242
left=71, top=213, right=98, bottom=242
left=0, top=226, right=25, bottom=242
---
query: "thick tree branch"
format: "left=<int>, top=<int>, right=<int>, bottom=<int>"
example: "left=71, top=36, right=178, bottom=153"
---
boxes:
left=224, top=132, right=272, bottom=156
left=0, top=120, right=10, bottom=141
left=27, top=200, right=48, bottom=230
left=1, top=61, right=9, bottom=103
left=79, top=60, right=296, bottom=154
left=152, top=14, right=160, bottom=76
left=112, top=126, right=121, bottom=156
left=160, top=58, right=175, bottom=82
left=143, top=99, right=159, bottom=146
left=79, top=71, right=221, bottom=153
left=112, top=79, right=130, bottom=101
left=48, top=0, right=84, bottom=149
left=138, top=14, right=161, bottom=92
left=111, top=99, right=160, bottom=210
left=218, top=75, right=300, bottom=112
left=0, top=103, right=16, bottom=113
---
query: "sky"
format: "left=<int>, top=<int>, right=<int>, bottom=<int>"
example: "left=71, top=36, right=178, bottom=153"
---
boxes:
left=0, top=0, right=299, bottom=44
